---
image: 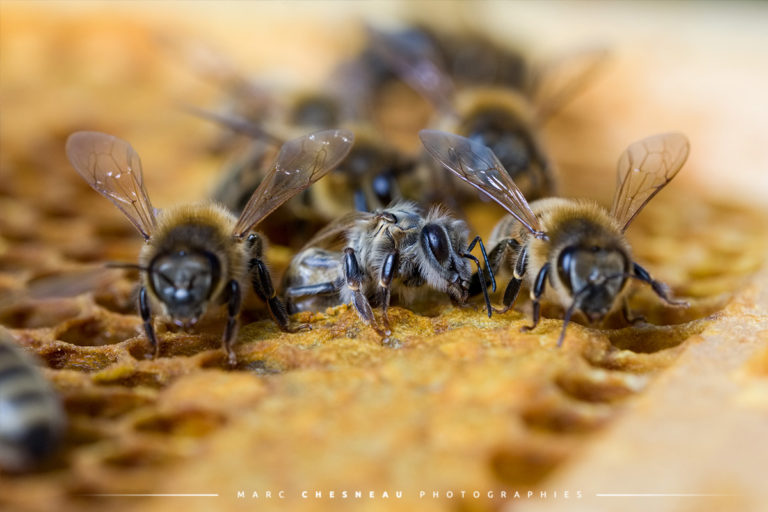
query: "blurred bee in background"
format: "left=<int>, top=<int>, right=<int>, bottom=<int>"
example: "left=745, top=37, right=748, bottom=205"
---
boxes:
left=163, top=33, right=423, bottom=246
left=190, top=105, right=418, bottom=247
left=420, top=130, right=689, bottom=347
left=283, top=202, right=495, bottom=340
left=363, top=23, right=606, bottom=204
left=0, top=327, right=65, bottom=472
left=66, top=129, right=353, bottom=364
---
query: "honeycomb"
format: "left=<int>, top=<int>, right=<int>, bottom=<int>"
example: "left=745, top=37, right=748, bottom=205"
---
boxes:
left=1, top=4, right=767, bottom=512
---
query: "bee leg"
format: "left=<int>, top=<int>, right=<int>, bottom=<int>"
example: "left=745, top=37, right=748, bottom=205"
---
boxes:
left=633, top=263, right=689, bottom=307
left=344, top=247, right=388, bottom=338
left=521, top=262, right=550, bottom=332
left=621, top=297, right=645, bottom=325
left=461, top=248, right=493, bottom=317
left=495, top=244, right=528, bottom=314
left=378, top=251, right=399, bottom=333
left=223, top=280, right=241, bottom=367
left=285, top=281, right=342, bottom=298
left=138, top=286, right=158, bottom=359
left=250, top=257, right=304, bottom=332
left=469, top=238, right=511, bottom=297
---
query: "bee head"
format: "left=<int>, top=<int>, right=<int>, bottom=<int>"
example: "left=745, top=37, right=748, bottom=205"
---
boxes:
left=419, top=219, right=472, bottom=301
left=148, top=250, right=221, bottom=323
left=557, top=245, right=629, bottom=322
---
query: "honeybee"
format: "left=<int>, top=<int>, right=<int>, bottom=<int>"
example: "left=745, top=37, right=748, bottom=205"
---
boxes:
left=0, top=327, right=65, bottom=472
left=65, top=129, right=354, bottom=364
left=367, top=24, right=605, bottom=203
left=283, top=202, right=495, bottom=340
left=193, top=107, right=417, bottom=245
left=420, top=130, right=690, bottom=346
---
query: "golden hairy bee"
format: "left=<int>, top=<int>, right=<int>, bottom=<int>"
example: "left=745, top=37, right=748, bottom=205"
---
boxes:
left=0, top=327, right=65, bottom=472
left=366, top=24, right=605, bottom=203
left=283, top=201, right=495, bottom=340
left=65, top=129, right=354, bottom=364
left=420, top=129, right=690, bottom=346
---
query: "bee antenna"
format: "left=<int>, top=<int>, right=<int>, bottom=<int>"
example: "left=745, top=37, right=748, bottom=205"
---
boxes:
left=556, top=284, right=594, bottom=348
left=105, top=262, right=149, bottom=273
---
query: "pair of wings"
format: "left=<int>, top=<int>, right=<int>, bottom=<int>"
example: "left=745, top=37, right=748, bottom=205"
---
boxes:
left=419, top=130, right=690, bottom=236
left=65, top=129, right=354, bottom=240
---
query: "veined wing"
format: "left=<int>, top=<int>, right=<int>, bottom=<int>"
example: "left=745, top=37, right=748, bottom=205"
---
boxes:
left=366, top=25, right=456, bottom=115
left=66, top=131, right=157, bottom=240
left=299, top=210, right=372, bottom=252
left=611, top=132, right=689, bottom=231
left=419, top=129, right=545, bottom=238
left=232, top=129, right=354, bottom=238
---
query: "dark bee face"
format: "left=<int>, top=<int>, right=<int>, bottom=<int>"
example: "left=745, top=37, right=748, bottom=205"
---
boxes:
left=333, top=143, right=404, bottom=212
left=148, top=250, right=221, bottom=324
left=420, top=223, right=472, bottom=301
left=557, top=245, right=629, bottom=322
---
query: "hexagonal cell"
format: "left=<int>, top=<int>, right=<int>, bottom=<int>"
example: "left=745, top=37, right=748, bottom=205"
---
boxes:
left=64, top=388, right=156, bottom=419
left=98, top=444, right=179, bottom=470
left=0, top=299, right=85, bottom=328
left=520, top=398, right=614, bottom=434
left=37, top=342, right=123, bottom=372
left=54, top=315, right=140, bottom=347
left=606, top=319, right=707, bottom=353
left=132, top=410, right=226, bottom=438
left=555, top=369, right=648, bottom=403
left=489, top=441, right=571, bottom=486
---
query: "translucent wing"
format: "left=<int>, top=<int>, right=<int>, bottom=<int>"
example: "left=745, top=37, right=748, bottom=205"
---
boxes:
left=530, top=47, right=609, bottom=122
left=300, top=211, right=371, bottom=252
left=232, top=129, right=355, bottom=238
left=180, top=105, right=285, bottom=146
left=419, top=129, right=545, bottom=238
left=66, top=131, right=157, bottom=239
left=366, top=25, right=456, bottom=115
left=611, top=132, right=690, bottom=232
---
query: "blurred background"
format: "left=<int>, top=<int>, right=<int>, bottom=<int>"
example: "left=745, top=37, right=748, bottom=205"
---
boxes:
left=2, top=0, right=767, bottom=208
left=1, top=2, right=767, bottom=512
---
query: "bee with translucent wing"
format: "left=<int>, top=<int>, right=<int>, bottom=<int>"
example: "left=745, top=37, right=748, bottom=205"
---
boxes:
left=0, top=327, right=65, bottom=472
left=420, top=129, right=689, bottom=346
left=191, top=106, right=416, bottom=225
left=66, top=129, right=353, bottom=364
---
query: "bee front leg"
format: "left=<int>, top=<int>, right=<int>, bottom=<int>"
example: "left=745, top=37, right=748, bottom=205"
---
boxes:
left=633, top=263, right=688, bottom=307
left=247, top=233, right=307, bottom=332
left=250, top=256, right=304, bottom=332
left=378, top=251, right=399, bottom=334
left=223, top=280, right=241, bottom=367
left=344, top=247, right=388, bottom=338
left=496, top=244, right=528, bottom=315
left=138, top=286, right=158, bottom=359
left=521, top=262, right=550, bottom=332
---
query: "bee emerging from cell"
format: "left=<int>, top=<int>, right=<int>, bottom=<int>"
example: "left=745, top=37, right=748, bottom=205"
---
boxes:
left=420, top=129, right=690, bottom=347
left=66, top=129, right=354, bottom=364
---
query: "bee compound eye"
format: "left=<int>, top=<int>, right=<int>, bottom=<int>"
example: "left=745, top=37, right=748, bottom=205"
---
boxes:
left=557, top=246, right=578, bottom=292
left=422, top=224, right=450, bottom=264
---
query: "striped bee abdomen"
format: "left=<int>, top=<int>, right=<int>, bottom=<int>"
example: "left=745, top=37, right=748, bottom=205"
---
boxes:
left=0, top=328, right=65, bottom=472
